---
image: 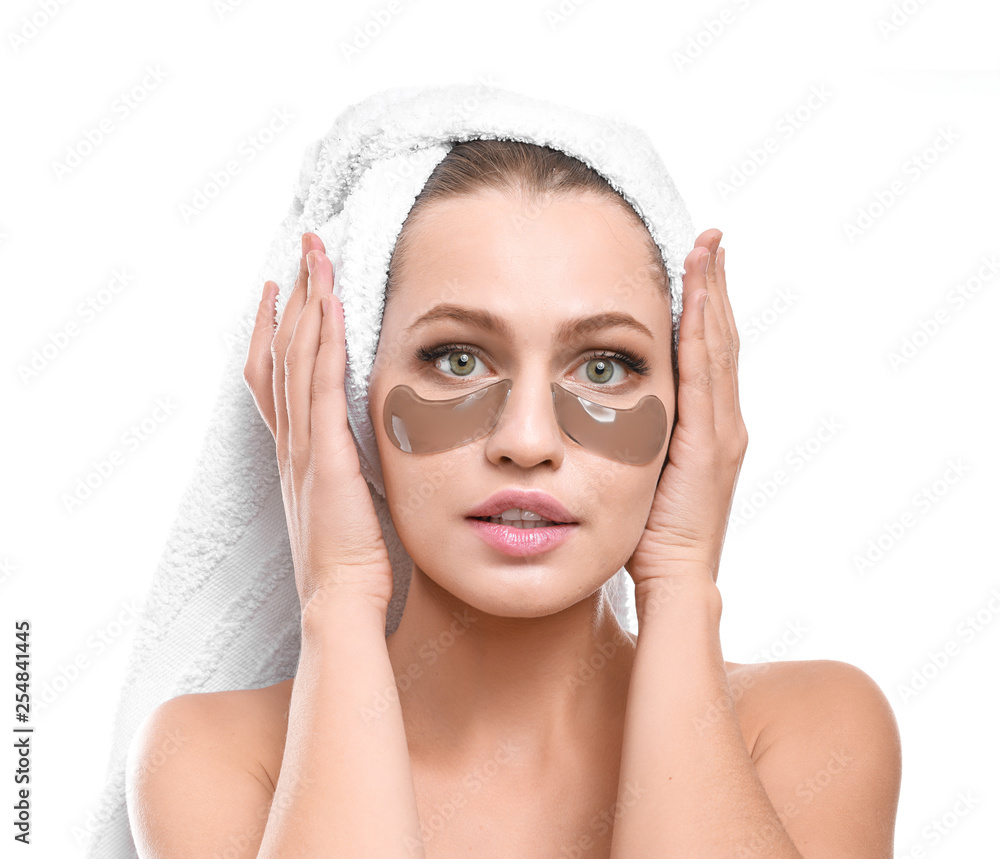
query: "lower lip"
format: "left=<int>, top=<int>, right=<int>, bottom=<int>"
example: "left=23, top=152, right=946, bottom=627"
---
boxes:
left=466, top=518, right=577, bottom=557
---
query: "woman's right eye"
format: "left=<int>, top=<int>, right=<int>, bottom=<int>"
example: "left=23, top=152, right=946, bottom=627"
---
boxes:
left=416, top=344, right=490, bottom=380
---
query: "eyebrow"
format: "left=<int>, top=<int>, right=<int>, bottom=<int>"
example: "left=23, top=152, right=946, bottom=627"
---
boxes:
left=404, top=304, right=655, bottom=341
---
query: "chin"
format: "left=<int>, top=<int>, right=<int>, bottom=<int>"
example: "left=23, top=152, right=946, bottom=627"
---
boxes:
left=420, top=556, right=609, bottom=620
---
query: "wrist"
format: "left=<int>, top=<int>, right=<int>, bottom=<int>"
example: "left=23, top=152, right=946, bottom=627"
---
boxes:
left=634, top=574, right=722, bottom=627
left=300, top=583, right=389, bottom=639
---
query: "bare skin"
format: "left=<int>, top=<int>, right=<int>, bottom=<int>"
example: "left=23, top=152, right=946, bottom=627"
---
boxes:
left=127, top=190, right=901, bottom=857
left=153, top=656, right=779, bottom=857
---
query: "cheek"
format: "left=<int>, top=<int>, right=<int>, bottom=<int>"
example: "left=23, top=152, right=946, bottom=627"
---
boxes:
left=575, top=463, right=661, bottom=552
left=380, top=442, right=471, bottom=563
left=384, top=456, right=454, bottom=524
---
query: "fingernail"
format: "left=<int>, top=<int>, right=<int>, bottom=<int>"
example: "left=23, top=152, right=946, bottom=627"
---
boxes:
left=301, top=233, right=310, bottom=258
left=700, top=251, right=710, bottom=276
left=306, top=251, right=315, bottom=275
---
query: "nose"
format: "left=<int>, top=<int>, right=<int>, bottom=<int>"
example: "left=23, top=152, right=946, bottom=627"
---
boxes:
left=484, top=373, right=566, bottom=470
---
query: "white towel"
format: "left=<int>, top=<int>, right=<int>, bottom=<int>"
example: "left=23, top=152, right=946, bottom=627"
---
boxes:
left=84, top=83, right=694, bottom=858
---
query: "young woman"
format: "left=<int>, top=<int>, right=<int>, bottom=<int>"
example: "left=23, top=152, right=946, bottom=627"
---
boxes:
left=127, top=140, right=901, bottom=857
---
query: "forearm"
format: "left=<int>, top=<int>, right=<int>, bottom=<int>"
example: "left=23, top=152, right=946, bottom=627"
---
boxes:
left=257, top=588, right=424, bottom=858
left=610, top=575, right=801, bottom=858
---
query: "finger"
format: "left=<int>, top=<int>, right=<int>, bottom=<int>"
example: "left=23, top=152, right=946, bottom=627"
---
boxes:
left=273, top=233, right=314, bottom=450
left=700, top=232, right=736, bottom=368
left=693, top=227, right=721, bottom=251
left=715, top=247, right=744, bottom=436
left=286, top=249, right=331, bottom=462
left=243, top=279, right=279, bottom=438
left=703, top=286, right=737, bottom=437
left=695, top=231, right=742, bottom=434
left=708, top=247, right=744, bottom=439
left=714, top=247, right=739, bottom=363
left=676, top=247, right=714, bottom=439
left=311, top=292, right=351, bottom=473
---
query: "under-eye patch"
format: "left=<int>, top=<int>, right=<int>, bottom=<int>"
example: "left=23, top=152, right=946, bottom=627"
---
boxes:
left=383, top=379, right=667, bottom=465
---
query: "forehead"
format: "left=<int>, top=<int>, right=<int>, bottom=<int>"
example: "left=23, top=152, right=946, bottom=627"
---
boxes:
left=385, top=191, right=669, bottom=331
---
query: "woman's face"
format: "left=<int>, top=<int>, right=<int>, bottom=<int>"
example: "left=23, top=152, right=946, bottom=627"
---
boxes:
left=368, top=188, right=675, bottom=619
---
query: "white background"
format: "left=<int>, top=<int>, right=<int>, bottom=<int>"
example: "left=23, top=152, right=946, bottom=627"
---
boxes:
left=3, top=0, right=998, bottom=856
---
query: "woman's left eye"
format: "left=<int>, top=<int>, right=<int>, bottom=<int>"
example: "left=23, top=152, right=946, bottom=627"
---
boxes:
left=416, top=344, right=650, bottom=386
left=575, top=354, right=637, bottom=386
left=575, top=349, right=652, bottom=386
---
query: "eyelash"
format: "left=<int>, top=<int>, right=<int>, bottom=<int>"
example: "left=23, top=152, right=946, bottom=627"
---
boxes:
left=415, top=342, right=651, bottom=384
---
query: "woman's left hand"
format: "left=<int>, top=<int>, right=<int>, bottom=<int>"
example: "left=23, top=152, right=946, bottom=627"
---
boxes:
left=625, top=229, right=747, bottom=591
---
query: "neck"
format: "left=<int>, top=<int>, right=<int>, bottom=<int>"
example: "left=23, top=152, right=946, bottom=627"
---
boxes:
left=386, top=565, right=636, bottom=773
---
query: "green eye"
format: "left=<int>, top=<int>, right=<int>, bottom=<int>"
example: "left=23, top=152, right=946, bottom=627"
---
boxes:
left=415, top=343, right=651, bottom=387
left=448, top=351, right=476, bottom=376
left=586, top=358, right=615, bottom=384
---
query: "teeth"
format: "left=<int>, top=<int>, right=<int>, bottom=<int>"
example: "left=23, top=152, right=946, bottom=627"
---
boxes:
left=501, top=507, right=541, bottom=521
left=483, top=507, right=558, bottom=528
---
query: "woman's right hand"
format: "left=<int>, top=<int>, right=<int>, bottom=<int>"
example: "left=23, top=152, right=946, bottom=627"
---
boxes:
left=243, top=232, right=395, bottom=616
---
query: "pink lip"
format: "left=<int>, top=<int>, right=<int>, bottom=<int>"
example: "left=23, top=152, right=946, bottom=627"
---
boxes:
left=466, top=489, right=577, bottom=524
left=466, top=518, right=577, bottom=557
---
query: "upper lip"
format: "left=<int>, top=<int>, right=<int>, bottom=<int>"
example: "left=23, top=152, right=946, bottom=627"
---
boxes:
left=466, top=489, right=577, bottom=524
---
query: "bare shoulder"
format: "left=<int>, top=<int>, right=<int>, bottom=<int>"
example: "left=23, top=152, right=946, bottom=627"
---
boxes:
left=722, top=659, right=900, bottom=753
left=125, top=679, right=295, bottom=857
left=723, top=659, right=902, bottom=855
left=187, top=678, right=294, bottom=783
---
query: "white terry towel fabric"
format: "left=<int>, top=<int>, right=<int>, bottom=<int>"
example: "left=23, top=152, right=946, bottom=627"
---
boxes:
left=84, top=83, right=695, bottom=858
